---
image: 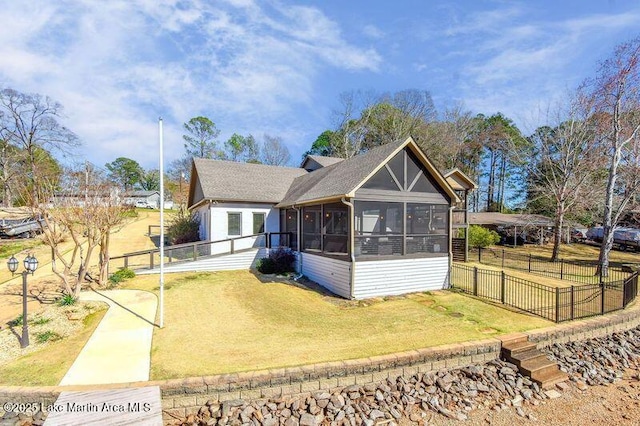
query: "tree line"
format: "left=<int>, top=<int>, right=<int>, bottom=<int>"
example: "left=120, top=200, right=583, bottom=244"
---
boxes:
left=1, top=35, right=638, bottom=295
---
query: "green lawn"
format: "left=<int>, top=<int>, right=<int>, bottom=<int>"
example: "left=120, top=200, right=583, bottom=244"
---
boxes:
left=125, top=270, right=551, bottom=379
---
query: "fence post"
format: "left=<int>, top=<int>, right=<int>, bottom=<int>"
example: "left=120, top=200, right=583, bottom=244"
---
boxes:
left=560, top=259, right=564, bottom=281
left=570, top=285, right=575, bottom=320
left=193, top=244, right=197, bottom=261
left=473, top=267, right=478, bottom=296
left=124, top=257, right=129, bottom=269
left=478, top=247, right=482, bottom=263
left=501, top=271, right=506, bottom=304
left=600, top=282, right=605, bottom=314
left=231, top=239, right=235, bottom=254
left=501, top=249, right=505, bottom=269
left=528, top=254, right=532, bottom=273
left=599, top=266, right=603, bottom=284
left=555, top=287, right=560, bottom=323
left=266, top=233, right=271, bottom=249
left=150, top=252, right=154, bottom=270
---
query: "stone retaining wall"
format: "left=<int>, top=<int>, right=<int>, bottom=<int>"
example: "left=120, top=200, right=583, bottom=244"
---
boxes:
left=1, top=302, right=640, bottom=424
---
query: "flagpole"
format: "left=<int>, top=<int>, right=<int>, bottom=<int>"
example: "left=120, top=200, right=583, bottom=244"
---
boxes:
left=159, top=118, right=165, bottom=328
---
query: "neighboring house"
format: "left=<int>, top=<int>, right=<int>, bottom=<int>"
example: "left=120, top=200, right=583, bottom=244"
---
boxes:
left=123, top=191, right=161, bottom=208
left=50, top=188, right=121, bottom=207
left=188, top=137, right=476, bottom=299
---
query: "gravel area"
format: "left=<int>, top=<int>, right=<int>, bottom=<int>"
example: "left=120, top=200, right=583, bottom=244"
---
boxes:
left=0, top=301, right=104, bottom=365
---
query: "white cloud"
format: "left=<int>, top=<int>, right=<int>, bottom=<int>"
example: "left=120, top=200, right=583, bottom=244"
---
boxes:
left=0, top=0, right=380, bottom=168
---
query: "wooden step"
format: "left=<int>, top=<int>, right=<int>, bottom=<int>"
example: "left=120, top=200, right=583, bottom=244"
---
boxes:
left=499, top=333, right=529, bottom=345
left=504, top=349, right=547, bottom=367
left=520, top=357, right=560, bottom=378
left=533, top=369, right=569, bottom=390
left=501, top=340, right=537, bottom=358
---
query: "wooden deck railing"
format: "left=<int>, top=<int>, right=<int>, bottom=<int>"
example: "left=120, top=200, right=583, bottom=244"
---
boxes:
left=109, top=232, right=293, bottom=273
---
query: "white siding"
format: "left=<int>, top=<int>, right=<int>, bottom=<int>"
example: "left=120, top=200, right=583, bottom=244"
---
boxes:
left=208, top=203, right=280, bottom=254
left=352, top=256, right=449, bottom=299
left=301, top=253, right=351, bottom=298
left=137, top=249, right=267, bottom=274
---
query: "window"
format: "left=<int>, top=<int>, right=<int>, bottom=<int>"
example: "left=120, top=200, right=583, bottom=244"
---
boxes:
left=228, top=212, right=241, bottom=236
left=253, top=213, right=265, bottom=234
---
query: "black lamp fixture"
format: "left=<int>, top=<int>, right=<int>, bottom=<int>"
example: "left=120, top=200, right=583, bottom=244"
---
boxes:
left=7, top=254, right=38, bottom=348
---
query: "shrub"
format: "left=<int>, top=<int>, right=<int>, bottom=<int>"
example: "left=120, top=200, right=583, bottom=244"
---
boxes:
left=109, top=268, right=136, bottom=284
left=167, top=210, right=200, bottom=245
left=468, top=225, right=500, bottom=249
left=256, top=257, right=276, bottom=274
left=257, top=248, right=296, bottom=274
left=58, top=294, right=77, bottom=306
left=7, top=314, right=23, bottom=327
left=36, top=330, right=62, bottom=344
left=32, top=316, right=51, bottom=325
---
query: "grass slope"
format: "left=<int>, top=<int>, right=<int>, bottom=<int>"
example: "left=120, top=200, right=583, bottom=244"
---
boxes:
left=126, top=271, right=550, bottom=379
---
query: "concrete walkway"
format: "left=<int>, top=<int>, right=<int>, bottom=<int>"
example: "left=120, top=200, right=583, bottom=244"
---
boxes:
left=59, top=289, right=158, bottom=386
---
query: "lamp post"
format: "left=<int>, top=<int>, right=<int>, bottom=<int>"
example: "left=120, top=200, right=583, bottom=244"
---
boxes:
left=7, top=254, right=38, bottom=348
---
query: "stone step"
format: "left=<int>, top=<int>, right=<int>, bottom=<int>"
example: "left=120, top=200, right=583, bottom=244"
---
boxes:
left=504, top=349, right=548, bottom=368
left=520, top=356, right=561, bottom=378
left=533, top=368, right=569, bottom=390
left=501, top=340, right=537, bottom=358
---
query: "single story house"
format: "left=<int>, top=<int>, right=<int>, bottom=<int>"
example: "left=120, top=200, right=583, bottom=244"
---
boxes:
left=188, top=137, right=475, bottom=299
left=123, top=191, right=161, bottom=208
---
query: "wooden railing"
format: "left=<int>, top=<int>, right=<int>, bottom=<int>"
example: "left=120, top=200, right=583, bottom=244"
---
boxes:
left=109, top=232, right=293, bottom=273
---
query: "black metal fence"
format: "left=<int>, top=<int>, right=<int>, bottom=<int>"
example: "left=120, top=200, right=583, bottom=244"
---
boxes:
left=451, top=263, right=638, bottom=323
left=470, top=247, right=632, bottom=284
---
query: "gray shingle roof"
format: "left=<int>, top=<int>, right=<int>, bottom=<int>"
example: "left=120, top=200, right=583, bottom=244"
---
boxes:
left=469, top=213, right=557, bottom=227
left=191, top=159, right=307, bottom=204
left=301, top=155, right=344, bottom=168
left=277, top=141, right=405, bottom=207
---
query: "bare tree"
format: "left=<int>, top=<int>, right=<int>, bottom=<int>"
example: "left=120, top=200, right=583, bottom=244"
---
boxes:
left=260, top=134, right=291, bottom=166
left=0, top=138, right=23, bottom=206
left=524, top=98, right=605, bottom=260
left=34, top=166, right=129, bottom=297
left=0, top=88, right=79, bottom=204
left=580, top=37, right=640, bottom=276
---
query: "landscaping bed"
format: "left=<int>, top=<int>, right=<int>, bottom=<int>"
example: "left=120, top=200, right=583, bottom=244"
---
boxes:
left=0, top=301, right=106, bottom=385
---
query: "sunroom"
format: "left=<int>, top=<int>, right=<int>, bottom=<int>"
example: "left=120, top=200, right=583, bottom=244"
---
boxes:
left=277, top=138, right=460, bottom=299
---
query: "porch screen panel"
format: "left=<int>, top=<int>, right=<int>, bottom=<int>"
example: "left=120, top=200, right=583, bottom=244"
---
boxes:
left=323, top=203, right=348, bottom=254
left=280, top=209, right=298, bottom=250
left=355, top=201, right=403, bottom=256
left=406, top=203, right=448, bottom=254
left=302, top=206, right=321, bottom=251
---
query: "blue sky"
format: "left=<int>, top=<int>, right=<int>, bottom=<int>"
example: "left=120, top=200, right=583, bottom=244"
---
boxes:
left=1, top=0, right=639, bottom=170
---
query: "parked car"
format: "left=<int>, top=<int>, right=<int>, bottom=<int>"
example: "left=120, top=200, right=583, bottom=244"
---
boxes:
left=135, top=200, right=155, bottom=209
left=586, top=226, right=604, bottom=243
left=571, top=228, right=587, bottom=242
left=613, top=227, right=640, bottom=251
